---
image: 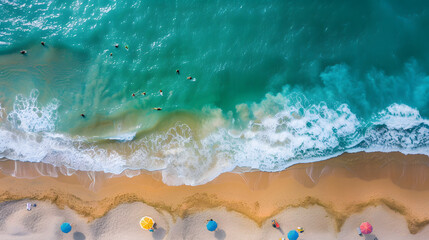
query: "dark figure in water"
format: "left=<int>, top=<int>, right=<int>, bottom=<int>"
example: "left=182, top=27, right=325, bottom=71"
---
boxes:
left=115, top=44, right=119, bottom=48
left=20, top=50, right=27, bottom=54
left=176, top=69, right=180, bottom=74
left=153, top=108, right=162, bottom=111
left=81, top=114, right=86, bottom=118
left=41, top=41, right=45, bottom=46
left=187, top=76, right=192, bottom=80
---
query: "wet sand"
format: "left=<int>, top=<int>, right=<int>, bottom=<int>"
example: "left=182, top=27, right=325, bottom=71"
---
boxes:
left=1, top=152, right=429, bottom=239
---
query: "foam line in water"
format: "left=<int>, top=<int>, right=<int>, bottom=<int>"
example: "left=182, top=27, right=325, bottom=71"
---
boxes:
left=106, top=132, right=137, bottom=142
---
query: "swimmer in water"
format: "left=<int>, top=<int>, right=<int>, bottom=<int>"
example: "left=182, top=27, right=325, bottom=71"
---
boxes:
left=110, top=53, right=113, bottom=56
left=132, top=93, right=136, bottom=97
left=187, top=76, right=192, bottom=80
left=20, top=50, right=27, bottom=54
left=81, top=114, right=86, bottom=118
left=142, top=92, right=146, bottom=96
left=41, top=41, right=45, bottom=46
left=159, top=90, right=163, bottom=96
left=125, top=45, right=128, bottom=50
left=153, top=107, right=162, bottom=111
left=115, top=44, right=119, bottom=48
left=176, top=69, right=180, bottom=74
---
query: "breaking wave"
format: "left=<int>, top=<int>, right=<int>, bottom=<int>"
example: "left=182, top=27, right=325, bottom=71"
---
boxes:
left=0, top=90, right=428, bottom=186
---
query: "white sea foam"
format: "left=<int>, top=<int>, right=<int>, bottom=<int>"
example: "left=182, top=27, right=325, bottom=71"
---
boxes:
left=7, top=89, right=59, bottom=132
left=231, top=94, right=361, bottom=171
left=0, top=90, right=429, bottom=186
left=374, top=103, right=429, bottom=129
left=106, top=132, right=137, bottom=141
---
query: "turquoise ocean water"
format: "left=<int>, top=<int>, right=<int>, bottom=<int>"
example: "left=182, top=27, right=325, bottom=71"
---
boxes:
left=0, top=0, right=429, bottom=185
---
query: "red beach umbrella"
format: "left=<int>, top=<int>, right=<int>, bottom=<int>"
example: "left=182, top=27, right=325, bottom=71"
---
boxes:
left=360, top=222, right=373, bottom=234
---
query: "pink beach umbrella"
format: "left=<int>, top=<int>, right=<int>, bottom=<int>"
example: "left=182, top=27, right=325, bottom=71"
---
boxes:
left=360, top=222, right=373, bottom=234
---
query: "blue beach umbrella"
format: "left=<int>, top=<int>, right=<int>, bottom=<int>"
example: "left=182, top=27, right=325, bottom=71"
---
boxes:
left=206, top=220, right=217, bottom=231
left=287, top=230, right=299, bottom=240
left=61, top=222, right=72, bottom=233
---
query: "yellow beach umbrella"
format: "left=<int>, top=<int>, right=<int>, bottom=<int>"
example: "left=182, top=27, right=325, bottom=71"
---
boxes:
left=140, top=216, right=154, bottom=230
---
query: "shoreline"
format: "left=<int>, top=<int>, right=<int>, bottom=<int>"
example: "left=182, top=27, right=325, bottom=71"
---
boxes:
left=1, top=152, right=429, bottom=235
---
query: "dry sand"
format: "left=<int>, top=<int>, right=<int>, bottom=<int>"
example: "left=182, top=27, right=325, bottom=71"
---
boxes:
left=2, top=200, right=429, bottom=240
left=1, top=152, right=429, bottom=239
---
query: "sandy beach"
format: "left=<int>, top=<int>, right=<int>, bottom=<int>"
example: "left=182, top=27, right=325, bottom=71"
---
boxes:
left=3, top=0, right=429, bottom=239
left=1, top=152, right=429, bottom=239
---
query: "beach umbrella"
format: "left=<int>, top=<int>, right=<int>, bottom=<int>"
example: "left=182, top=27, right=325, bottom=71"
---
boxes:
left=60, top=222, right=72, bottom=233
left=360, top=222, right=373, bottom=234
left=206, top=220, right=217, bottom=231
left=287, top=230, right=299, bottom=240
left=140, top=216, right=154, bottom=230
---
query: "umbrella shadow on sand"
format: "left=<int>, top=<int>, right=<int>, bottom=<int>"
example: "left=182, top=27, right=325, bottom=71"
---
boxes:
left=152, top=227, right=166, bottom=240
left=214, top=228, right=226, bottom=240
left=73, top=232, right=86, bottom=240
left=364, top=234, right=378, bottom=240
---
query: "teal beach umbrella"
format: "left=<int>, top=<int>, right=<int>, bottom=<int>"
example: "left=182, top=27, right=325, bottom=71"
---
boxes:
left=206, top=220, right=217, bottom=231
left=287, top=230, right=299, bottom=240
left=61, top=222, right=72, bottom=233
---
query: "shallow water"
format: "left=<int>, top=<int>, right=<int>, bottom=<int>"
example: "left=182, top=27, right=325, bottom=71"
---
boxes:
left=1, top=0, right=429, bottom=185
